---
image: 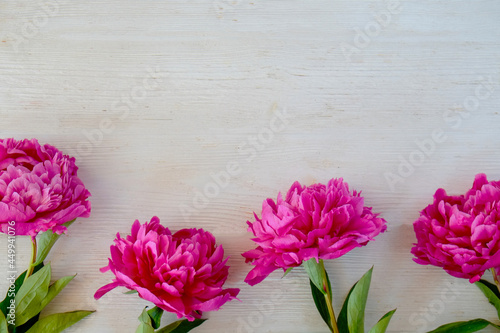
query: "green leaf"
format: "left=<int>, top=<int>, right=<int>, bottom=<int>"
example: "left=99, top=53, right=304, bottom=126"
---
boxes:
left=347, top=267, right=373, bottom=333
left=304, top=258, right=329, bottom=295
left=0, top=310, right=8, bottom=333
left=39, top=274, right=75, bottom=310
left=426, top=318, right=500, bottom=332
left=135, top=323, right=155, bottom=333
left=15, top=263, right=52, bottom=326
left=138, top=307, right=152, bottom=324
left=15, top=313, right=41, bottom=333
left=337, top=283, right=356, bottom=333
left=476, top=280, right=500, bottom=319
left=136, top=323, right=155, bottom=333
left=304, top=258, right=335, bottom=332
left=147, top=306, right=164, bottom=329
left=0, top=271, right=26, bottom=319
left=282, top=267, right=293, bottom=278
left=136, top=307, right=155, bottom=333
left=25, top=310, right=93, bottom=333
left=157, top=320, right=181, bottom=332
left=34, top=219, right=76, bottom=266
left=309, top=278, right=333, bottom=331
left=368, top=309, right=396, bottom=333
left=156, top=318, right=207, bottom=333
left=0, top=263, right=43, bottom=320
left=125, top=290, right=139, bottom=295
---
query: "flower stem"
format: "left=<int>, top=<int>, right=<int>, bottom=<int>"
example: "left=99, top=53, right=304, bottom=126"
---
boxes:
left=320, top=260, right=339, bottom=333
left=24, top=238, right=37, bottom=282
left=493, top=268, right=500, bottom=293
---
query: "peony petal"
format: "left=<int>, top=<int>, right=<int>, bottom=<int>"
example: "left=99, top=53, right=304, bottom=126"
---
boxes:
left=244, top=264, right=279, bottom=286
left=94, top=282, right=120, bottom=299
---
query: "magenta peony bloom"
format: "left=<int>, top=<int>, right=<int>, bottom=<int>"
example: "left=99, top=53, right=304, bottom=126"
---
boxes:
left=95, top=217, right=240, bottom=321
left=412, top=173, right=500, bottom=283
left=0, top=138, right=91, bottom=237
left=242, top=178, right=387, bottom=286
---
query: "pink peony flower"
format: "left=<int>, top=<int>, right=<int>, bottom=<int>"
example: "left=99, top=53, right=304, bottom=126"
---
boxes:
left=95, top=217, right=240, bottom=321
left=0, top=138, right=91, bottom=237
left=242, top=178, right=387, bottom=286
left=412, top=173, right=500, bottom=283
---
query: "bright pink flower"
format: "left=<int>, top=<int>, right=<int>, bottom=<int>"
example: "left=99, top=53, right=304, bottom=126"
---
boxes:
left=0, top=138, right=91, bottom=237
left=412, top=173, right=500, bottom=283
left=242, top=178, right=387, bottom=286
left=95, top=217, right=240, bottom=321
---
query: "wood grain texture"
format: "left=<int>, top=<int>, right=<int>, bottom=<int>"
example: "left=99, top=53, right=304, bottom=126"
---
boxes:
left=1, top=0, right=500, bottom=332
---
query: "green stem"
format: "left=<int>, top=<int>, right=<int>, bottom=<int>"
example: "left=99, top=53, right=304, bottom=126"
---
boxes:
left=492, top=268, right=500, bottom=294
left=320, top=259, right=339, bottom=333
left=24, top=237, right=37, bottom=282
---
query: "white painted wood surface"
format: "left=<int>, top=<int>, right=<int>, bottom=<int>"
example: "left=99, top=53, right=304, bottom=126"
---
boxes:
left=1, top=1, right=500, bottom=332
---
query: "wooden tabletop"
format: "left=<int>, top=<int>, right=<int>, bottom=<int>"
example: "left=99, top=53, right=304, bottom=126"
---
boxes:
left=1, top=1, right=500, bottom=332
